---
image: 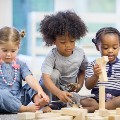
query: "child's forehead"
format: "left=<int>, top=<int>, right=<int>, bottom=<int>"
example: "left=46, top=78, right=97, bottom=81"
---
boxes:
left=100, top=34, right=120, bottom=44
left=0, top=42, right=18, bottom=48
left=101, top=33, right=119, bottom=39
left=56, top=33, right=73, bottom=39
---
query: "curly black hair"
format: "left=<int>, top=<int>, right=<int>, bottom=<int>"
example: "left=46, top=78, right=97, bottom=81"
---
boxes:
left=92, top=27, right=120, bottom=45
left=40, top=10, right=88, bottom=46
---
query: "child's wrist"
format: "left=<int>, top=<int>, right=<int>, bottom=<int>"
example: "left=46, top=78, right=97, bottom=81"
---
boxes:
left=55, top=90, right=61, bottom=97
left=93, top=74, right=99, bottom=78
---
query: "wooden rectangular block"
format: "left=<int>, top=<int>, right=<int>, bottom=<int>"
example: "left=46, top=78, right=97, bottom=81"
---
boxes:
left=37, top=116, right=73, bottom=120
left=51, top=110, right=62, bottom=113
left=116, top=108, right=120, bottom=115
left=73, top=113, right=82, bottom=120
left=99, top=86, right=105, bottom=109
left=17, top=112, right=35, bottom=120
left=108, top=115, right=120, bottom=120
left=99, top=109, right=109, bottom=117
left=87, top=116, right=104, bottom=120
left=61, top=108, right=87, bottom=116
left=61, top=108, right=87, bottom=120
left=35, top=111, right=43, bottom=118
left=35, top=112, right=61, bottom=119
left=86, top=113, right=99, bottom=117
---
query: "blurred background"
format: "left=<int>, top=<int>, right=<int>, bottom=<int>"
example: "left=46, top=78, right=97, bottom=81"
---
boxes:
left=0, top=0, right=120, bottom=81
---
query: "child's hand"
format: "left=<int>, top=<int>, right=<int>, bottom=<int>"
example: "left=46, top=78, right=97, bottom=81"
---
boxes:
left=38, top=91, right=49, bottom=103
left=66, top=83, right=80, bottom=92
left=57, top=91, right=73, bottom=103
left=93, top=64, right=101, bottom=77
left=73, top=83, right=81, bottom=92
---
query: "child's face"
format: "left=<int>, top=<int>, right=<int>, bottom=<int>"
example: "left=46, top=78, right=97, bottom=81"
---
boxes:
left=54, top=34, right=75, bottom=57
left=0, top=41, right=19, bottom=63
left=97, top=33, right=120, bottom=63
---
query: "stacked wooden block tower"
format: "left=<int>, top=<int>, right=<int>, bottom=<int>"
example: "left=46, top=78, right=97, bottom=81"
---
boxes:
left=18, top=56, right=120, bottom=120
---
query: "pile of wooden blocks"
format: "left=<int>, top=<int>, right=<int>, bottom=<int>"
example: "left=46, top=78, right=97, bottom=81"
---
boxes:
left=17, top=108, right=120, bottom=120
left=17, top=107, right=87, bottom=120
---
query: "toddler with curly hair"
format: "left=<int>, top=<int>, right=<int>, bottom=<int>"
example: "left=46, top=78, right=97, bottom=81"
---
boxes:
left=39, top=10, right=88, bottom=112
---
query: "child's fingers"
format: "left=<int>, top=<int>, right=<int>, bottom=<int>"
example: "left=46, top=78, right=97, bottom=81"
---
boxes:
left=66, top=92, right=73, bottom=97
left=65, top=92, right=73, bottom=103
left=40, top=94, right=50, bottom=102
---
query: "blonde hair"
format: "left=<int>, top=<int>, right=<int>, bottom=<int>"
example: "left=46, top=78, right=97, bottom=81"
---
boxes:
left=0, top=26, right=25, bottom=45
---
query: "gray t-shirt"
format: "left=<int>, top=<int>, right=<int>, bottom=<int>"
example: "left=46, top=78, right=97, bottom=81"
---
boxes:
left=41, top=47, right=88, bottom=85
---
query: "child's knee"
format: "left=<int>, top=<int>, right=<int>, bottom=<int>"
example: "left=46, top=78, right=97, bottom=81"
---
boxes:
left=80, top=98, right=98, bottom=107
left=113, top=96, right=120, bottom=107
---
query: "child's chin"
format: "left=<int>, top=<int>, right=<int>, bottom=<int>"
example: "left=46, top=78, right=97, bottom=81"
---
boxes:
left=4, top=59, right=12, bottom=63
left=109, top=58, right=115, bottom=63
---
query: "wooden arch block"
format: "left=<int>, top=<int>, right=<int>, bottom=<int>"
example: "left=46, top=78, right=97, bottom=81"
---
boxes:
left=96, top=56, right=109, bottom=82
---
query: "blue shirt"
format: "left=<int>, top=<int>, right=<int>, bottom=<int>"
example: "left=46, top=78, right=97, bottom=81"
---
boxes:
left=85, top=57, right=120, bottom=97
left=0, top=59, right=32, bottom=96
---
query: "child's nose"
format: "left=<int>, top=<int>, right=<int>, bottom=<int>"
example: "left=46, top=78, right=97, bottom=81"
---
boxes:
left=65, top=42, right=71, bottom=47
left=6, top=52, right=11, bottom=56
left=108, top=48, right=113, bottom=52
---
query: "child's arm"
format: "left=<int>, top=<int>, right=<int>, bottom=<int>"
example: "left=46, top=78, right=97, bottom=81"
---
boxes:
left=85, top=64, right=101, bottom=90
left=25, top=75, right=49, bottom=102
left=42, top=73, right=73, bottom=103
left=76, top=70, right=85, bottom=92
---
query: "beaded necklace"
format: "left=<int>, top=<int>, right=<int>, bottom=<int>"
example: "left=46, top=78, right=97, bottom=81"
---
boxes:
left=0, top=59, right=20, bottom=86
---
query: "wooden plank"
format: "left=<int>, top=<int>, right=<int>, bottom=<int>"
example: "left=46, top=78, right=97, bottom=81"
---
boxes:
left=99, top=86, right=105, bottom=109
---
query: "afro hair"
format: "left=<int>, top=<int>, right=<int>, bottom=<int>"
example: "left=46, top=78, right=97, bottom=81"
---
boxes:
left=40, top=10, right=88, bottom=46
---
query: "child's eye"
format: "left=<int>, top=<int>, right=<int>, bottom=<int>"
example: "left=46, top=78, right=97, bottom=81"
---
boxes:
left=70, top=40, right=75, bottom=42
left=11, top=50, right=17, bottom=52
left=60, top=42, right=65, bottom=44
left=103, top=47, right=108, bottom=50
left=3, top=50, right=7, bottom=52
left=113, top=47, right=118, bottom=50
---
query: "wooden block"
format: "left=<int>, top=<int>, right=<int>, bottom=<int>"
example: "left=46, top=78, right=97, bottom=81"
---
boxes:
left=86, top=113, right=99, bottom=117
left=87, top=116, right=104, bottom=120
left=108, top=115, right=120, bottom=120
left=17, top=112, right=35, bottom=120
left=55, top=116, right=73, bottom=120
left=61, top=108, right=87, bottom=120
left=96, top=56, right=108, bottom=82
left=103, top=117, right=109, bottom=120
left=35, top=112, right=61, bottom=119
left=116, top=108, right=120, bottom=115
left=72, top=104, right=79, bottom=108
left=35, top=111, right=43, bottom=118
left=51, top=110, right=62, bottom=113
left=108, top=110, right=116, bottom=115
left=73, top=113, right=82, bottom=120
left=99, top=109, right=109, bottom=117
left=95, top=110, right=116, bottom=115
left=37, top=116, right=73, bottom=120
left=61, top=108, right=87, bottom=117
left=99, top=85, right=105, bottom=109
